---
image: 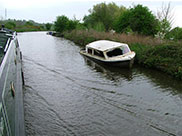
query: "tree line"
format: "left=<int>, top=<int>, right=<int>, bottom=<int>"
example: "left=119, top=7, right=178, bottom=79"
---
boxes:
left=54, top=2, right=182, bottom=41
left=0, top=19, right=52, bottom=32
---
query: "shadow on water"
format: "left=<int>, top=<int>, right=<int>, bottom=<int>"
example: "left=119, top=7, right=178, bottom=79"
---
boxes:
left=83, top=57, right=133, bottom=81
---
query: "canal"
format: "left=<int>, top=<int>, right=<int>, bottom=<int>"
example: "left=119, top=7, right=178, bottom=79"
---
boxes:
left=18, top=32, right=182, bottom=136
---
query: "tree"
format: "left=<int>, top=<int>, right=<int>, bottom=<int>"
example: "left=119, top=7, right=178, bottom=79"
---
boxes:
left=5, top=21, right=16, bottom=29
left=114, top=9, right=131, bottom=33
left=83, top=2, right=126, bottom=31
left=83, top=14, right=96, bottom=29
left=67, top=20, right=78, bottom=31
left=114, top=4, right=159, bottom=36
left=165, top=27, right=182, bottom=40
left=45, top=23, right=52, bottom=30
left=25, top=21, right=33, bottom=26
left=54, top=15, right=69, bottom=33
left=130, top=5, right=159, bottom=36
left=156, top=2, right=174, bottom=38
left=93, top=22, right=105, bottom=32
left=54, top=15, right=80, bottom=32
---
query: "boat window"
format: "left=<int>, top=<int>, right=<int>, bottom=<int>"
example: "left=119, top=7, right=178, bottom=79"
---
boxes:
left=123, top=47, right=130, bottom=54
left=107, top=48, right=123, bottom=57
left=87, top=48, right=92, bottom=54
left=94, top=50, right=105, bottom=58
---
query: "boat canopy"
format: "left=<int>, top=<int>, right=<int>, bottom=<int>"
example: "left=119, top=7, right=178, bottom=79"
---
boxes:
left=86, top=40, right=131, bottom=53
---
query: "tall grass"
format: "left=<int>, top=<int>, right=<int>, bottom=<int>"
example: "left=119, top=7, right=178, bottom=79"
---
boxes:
left=63, top=29, right=164, bottom=46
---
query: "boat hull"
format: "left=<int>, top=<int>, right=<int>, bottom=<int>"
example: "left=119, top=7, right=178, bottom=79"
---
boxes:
left=80, top=51, right=134, bottom=68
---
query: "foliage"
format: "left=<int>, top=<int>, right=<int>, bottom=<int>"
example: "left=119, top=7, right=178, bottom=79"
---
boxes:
left=25, top=21, right=33, bottom=26
left=83, top=14, right=95, bottom=29
left=165, top=27, right=182, bottom=40
left=45, top=23, right=52, bottom=30
left=54, top=16, right=69, bottom=33
left=114, top=9, right=131, bottom=33
left=67, top=20, right=78, bottom=31
left=137, top=44, right=182, bottom=79
left=75, top=23, right=87, bottom=30
left=114, top=4, right=159, bottom=36
left=54, top=15, right=79, bottom=33
left=156, top=3, right=173, bottom=38
left=93, top=22, right=105, bottom=32
left=156, top=19, right=171, bottom=39
left=4, top=21, right=16, bottom=29
left=83, top=2, right=126, bottom=31
left=0, top=19, right=46, bottom=32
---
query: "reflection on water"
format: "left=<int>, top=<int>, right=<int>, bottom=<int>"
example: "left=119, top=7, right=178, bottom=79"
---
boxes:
left=84, top=57, right=133, bottom=81
left=18, top=32, right=182, bottom=136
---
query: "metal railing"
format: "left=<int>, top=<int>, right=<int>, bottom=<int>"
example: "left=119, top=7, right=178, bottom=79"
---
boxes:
left=0, top=32, right=25, bottom=136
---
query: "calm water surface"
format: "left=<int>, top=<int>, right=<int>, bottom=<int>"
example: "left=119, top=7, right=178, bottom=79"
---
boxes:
left=18, top=32, right=182, bottom=136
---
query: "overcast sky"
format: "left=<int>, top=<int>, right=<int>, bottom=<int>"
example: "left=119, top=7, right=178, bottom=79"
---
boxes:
left=0, top=0, right=182, bottom=28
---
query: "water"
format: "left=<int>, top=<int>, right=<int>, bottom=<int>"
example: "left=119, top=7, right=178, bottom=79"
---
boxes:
left=18, top=32, right=182, bottom=136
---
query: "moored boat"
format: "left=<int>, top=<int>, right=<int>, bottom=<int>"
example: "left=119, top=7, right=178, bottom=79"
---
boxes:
left=80, top=40, right=136, bottom=68
left=0, top=27, right=25, bottom=136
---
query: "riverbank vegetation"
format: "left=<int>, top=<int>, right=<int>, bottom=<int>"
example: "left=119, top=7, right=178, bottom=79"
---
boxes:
left=0, top=19, right=53, bottom=32
left=63, top=30, right=182, bottom=79
left=53, top=2, right=182, bottom=80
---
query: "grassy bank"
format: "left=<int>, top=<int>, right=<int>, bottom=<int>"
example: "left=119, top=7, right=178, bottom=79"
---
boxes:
left=62, top=30, right=182, bottom=80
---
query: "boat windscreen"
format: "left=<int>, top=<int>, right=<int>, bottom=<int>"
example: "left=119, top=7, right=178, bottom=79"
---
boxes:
left=107, top=48, right=123, bottom=57
left=123, top=47, right=130, bottom=54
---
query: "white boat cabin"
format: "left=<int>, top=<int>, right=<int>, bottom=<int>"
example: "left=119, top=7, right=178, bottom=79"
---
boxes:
left=85, top=40, right=131, bottom=59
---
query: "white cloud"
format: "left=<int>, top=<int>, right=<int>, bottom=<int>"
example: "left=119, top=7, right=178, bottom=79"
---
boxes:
left=1, top=0, right=63, bottom=9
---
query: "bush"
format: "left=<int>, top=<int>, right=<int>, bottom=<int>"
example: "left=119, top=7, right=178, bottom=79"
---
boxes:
left=5, top=21, right=16, bottom=29
left=165, top=27, right=182, bottom=40
left=83, top=2, right=126, bottom=31
left=54, top=15, right=80, bottom=33
left=54, top=16, right=69, bottom=33
left=114, top=10, right=131, bottom=33
left=93, top=22, right=105, bottom=32
left=137, top=44, right=182, bottom=79
left=114, top=4, right=159, bottom=36
left=45, top=23, right=52, bottom=30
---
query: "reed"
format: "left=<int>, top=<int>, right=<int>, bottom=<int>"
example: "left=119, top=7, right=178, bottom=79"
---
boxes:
left=63, top=29, right=164, bottom=46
